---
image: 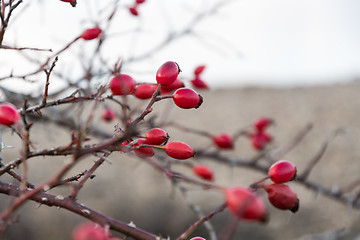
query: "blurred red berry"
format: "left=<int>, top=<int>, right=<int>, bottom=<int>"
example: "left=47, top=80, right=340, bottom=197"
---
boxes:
left=264, top=183, right=299, bottom=212
left=0, top=103, right=19, bottom=126
left=224, top=187, right=267, bottom=221
left=60, top=0, right=75, bottom=2
left=144, top=128, right=169, bottom=145
left=212, top=133, right=233, bottom=149
left=253, top=117, right=272, bottom=132
left=156, top=61, right=180, bottom=86
left=133, top=139, right=154, bottom=158
left=133, top=84, right=158, bottom=99
left=190, top=76, right=209, bottom=90
left=129, top=6, right=138, bottom=16
left=163, top=141, right=195, bottom=160
left=268, top=160, right=297, bottom=183
left=136, top=0, right=146, bottom=3
left=193, top=65, right=206, bottom=76
left=172, top=88, right=203, bottom=109
left=160, top=78, right=184, bottom=94
left=80, top=27, right=102, bottom=40
left=71, top=223, right=107, bottom=240
left=101, top=109, right=116, bottom=122
left=193, top=165, right=213, bottom=181
left=109, top=74, right=136, bottom=95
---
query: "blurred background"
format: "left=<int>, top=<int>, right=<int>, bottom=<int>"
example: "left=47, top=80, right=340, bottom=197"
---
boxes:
left=1, top=0, right=360, bottom=91
left=1, top=0, right=360, bottom=240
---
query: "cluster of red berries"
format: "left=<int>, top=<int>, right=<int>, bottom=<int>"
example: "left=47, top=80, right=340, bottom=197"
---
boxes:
left=190, top=65, right=208, bottom=90
left=248, top=117, right=273, bottom=150
left=128, top=0, right=146, bottom=16
left=108, top=61, right=203, bottom=110
left=121, top=128, right=195, bottom=160
left=224, top=160, right=298, bottom=222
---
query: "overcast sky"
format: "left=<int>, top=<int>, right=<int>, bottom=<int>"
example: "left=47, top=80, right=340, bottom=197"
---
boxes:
left=1, top=0, right=360, bottom=92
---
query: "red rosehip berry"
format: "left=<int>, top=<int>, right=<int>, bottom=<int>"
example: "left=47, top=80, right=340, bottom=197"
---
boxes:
left=109, top=74, right=136, bottom=95
left=172, top=88, right=203, bottom=109
left=224, top=187, right=267, bottom=221
left=71, top=223, right=107, bottom=240
left=249, top=131, right=272, bottom=151
left=156, top=61, right=180, bottom=86
left=80, top=27, right=102, bottom=40
left=193, top=165, right=213, bottom=181
left=133, top=84, right=158, bottom=99
left=129, top=6, right=139, bottom=16
left=163, top=141, right=195, bottom=160
left=190, top=76, right=209, bottom=90
left=253, top=117, right=272, bottom=132
left=136, top=0, right=146, bottom=3
left=0, top=103, right=19, bottom=126
left=144, top=128, right=169, bottom=145
left=193, top=65, right=206, bottom=76
left=101, top=109, right=116, bottom=122
left=190, top=237, right=206, bottom=240
left=268, top=160, right=297, bottom=183
left=264, top=183, right=299, bottom=213
left=133, top=139, right=154, bottom=158
left=160, top=78, right=184, bottom=94
left=212, top=133, right=233, bottom=149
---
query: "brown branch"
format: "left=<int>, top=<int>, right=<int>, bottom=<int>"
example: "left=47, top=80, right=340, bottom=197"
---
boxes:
left=41, top=57, right=58, bottom=106
left=0, top=181, right=160, bottom=240
left=298, top=128, right=345, bottom=181
left=269, top=123, right=313, bottom=162
left=176, top=203, right=227, bottom=240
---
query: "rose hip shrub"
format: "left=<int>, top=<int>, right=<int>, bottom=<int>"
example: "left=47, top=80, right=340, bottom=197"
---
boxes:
left=0, top=1, right=358, bottom=240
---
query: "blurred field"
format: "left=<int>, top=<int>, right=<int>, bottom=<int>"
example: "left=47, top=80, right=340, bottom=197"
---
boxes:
left=1, top=82, right=360, bottom=240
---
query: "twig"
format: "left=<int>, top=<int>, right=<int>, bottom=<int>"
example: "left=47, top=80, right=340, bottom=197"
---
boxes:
left=298, top=128, right=345, bottom=181
left=176, top=203, right=226, bottom=240
left=0, top=181, right=160, bottom=240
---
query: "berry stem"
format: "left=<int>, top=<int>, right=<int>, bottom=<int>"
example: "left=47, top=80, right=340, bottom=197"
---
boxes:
left=176, top=203, right=227, bottom=240
left=130, top=84, right=161, bottom=127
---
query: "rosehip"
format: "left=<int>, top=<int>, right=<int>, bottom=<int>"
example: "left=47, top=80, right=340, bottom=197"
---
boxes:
left=190, top=237, right=206, bottom=240
left=136, top=0, right=146, bottom=3
left=71, top=223, right=107, bottom=240
left=129, top=6, right=138, bottom=16
left=156, top=61, right=180, bottom=86
left=193, top=65, right=206, bottom=76
left=101, top=109, right=116, bottom=122
left=0, top=103, right=19, bottom=126
left=172, top=88, right=203, bottom=109
left=80, top=27, right=102, bottom=40
left=133, top=139, right=154, bottom=158
left=249, top=132, right=271, bottom=151
left=264, top=184, right=299, bottom=212
left=193, top=165, right=213, bottom=181
left=268, top=160, right=297, bottom=183
left=253, top=117, right=272, bottom=132
left=144, top=128, right=169, bottom=145
left=133, top=84, right=158, bottom=99
left=190, top=76, right=209, bottom=90
left=109, top=74, right=136, bottom=95
left=163, top=141, right=195, bottom=160
left=224, top=187, right=266, bottom=221
left=212, top=133, right=233, bottom=149
left=160, top=78, right=184, bottom=94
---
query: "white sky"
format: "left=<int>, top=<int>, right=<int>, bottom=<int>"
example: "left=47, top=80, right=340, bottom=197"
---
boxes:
left=1, top=0, right=360, bottom=92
